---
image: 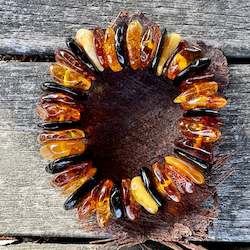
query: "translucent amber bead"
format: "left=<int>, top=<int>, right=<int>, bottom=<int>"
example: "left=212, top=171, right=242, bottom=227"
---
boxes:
left=152, top=163, right=181, bottom=202
left=103, top=27, right=122, bottom=72
left=167, top=47, right=201, bottom=80
left=50, top=63, right=91, bottom=91
left=121, top=178, right=140, bottom=221
left=180, top=95, right=227, bottom=110
left=40, top=139, right=86, bottom=160
left=93, top=28, right=109, bottom=69
left=165, top=156, right=205, bottom=184
left=37, top=129, right=85, bottom=144
left=126, top=20, right=143, bottom=70
left=131, top=176, right=159, bottom=214
left=96, top=179, right=114, bottom=227
left=174, top=81, right=218, bottom=103
left=51, top=163, right=96, bottom=196
left=75, top=29, right=104, bottom=72
left=140, top=25, right=161, bottom=69
left=156, top=33, right=181, bottom=76
left=36, top=102, right=81, bottom=122
left=179, top=117, right=221, bottom=143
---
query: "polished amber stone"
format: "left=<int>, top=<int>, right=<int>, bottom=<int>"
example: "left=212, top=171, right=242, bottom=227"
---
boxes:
left=55, top=48, right=95, bottom=79
left=93, top=28, right=109, bottom=69
left=40, top=139, right=86, bottom=160
left=167, top=47, right=201, bottom=80
left=140, top=25, right=161, bottom=69
left=165, top=156, right=205, bottom=184
left=51, top=162, right=96, bottom=196
left=174, top=138, right=213, bottom=163
left=131, top=176, right=159, bottom=214
left=179, top=117, right=221, bottom=143
left=126, top=19, right=143, bottom=70
left=75, top=29, right=104, bottom=72
left=121, top=178, right=140, bottom=221
left=152, top=162, right=181, bottom=202
left=103, top=27, right=122, bottom=72
left=187, top=116, right=223, bottom=127
left=156, top=33, right=181, bottom=76
left=50, top=63, right=92, bottom=91
left=96, top=179, right=114, bottom=227
left=37, top=129, right=85, bottom=144
left=174, top=81, right=218, bottom=103
left=180, top=95, right=227, bottom=110
left=36, top=102, right=81, bottom=122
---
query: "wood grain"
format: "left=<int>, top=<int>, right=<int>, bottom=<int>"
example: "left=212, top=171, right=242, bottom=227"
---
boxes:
left=0, top=0, right=250, bottom=57
left=0, top=62, right=249, bottom=241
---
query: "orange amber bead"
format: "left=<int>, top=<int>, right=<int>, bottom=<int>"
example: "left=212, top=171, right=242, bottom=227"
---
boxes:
left=93, top=28, right=109, bottom=69
left=179, top=117, right=221, bottom=143
left=165, top=156, right=205, bottom=185
left=37, top=129, right=85, bottom=144
left=40, top=139, right=86, bottom=160
left=126, top=19, right=143, bottom=70
left=52, top=163, right=96, bottom=196
left=96, top=179, right=114, bottom=227
left=180, top=95, right=227, bottom=110
left=167, top=47, right=201, bottom=80
left=174, top=81, right=218, bottom=103
left=103, top=27, right=122, bottom=72
left=152, top=162, right=181, bottom=202
left=36, top=102, right=81, bottom=122
left=50, top=63, right=92, bottom=91
left=140, top=25, right=161, bottom=69
left=121, top=178, right=140, bottom=221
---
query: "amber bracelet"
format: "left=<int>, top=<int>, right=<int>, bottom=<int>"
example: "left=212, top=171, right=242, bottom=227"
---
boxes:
left=36, top=11, right=228, bottom=228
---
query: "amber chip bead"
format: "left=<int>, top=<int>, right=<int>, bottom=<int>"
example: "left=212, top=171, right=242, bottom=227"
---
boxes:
left=96, top=179, right=114, bottom=227
left=126, top=19, right=143, bottom=70
left=179, top=117, right=222, bottom=143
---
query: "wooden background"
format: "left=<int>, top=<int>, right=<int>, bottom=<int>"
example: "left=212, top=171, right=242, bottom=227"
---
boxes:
left=0, top=0, right=249, bottom=249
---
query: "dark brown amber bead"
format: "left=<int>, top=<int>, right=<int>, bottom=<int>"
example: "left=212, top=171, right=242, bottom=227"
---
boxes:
left=115, top=22, right=127, bottom=66
left=179, top=117, right=222, bottom=143
left=93, top=28, right=109, bottom=69
left=96, top=179, right=114, bottom=227
left=121, top=178, right=140, bottom=221
left=37, top=121, right=80, bottom=131
left=184, top=108, right=219, bottom=117
left=37, top=129, right=86, bottom=144
left=140, top=24, right=161, bottom=69
left=152, top=162, right=181, bottom=202
left=174, top=138, right=213, bottom=163
left=36, top=102, right=81, bottom=122
left=167, top=46, right=202, bottom=80
left=110, top=183, right=123, bottom=219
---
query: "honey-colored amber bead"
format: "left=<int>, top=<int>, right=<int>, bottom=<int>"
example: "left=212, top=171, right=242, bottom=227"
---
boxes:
left=96, top=179, right=114, bottom=227
left=93, top=28, right=109, bottom=69
left=121, top=178, right=140, bottom=221
left=131, top=176, right=159, bottom=214
left=152, top=163, right=181, bottom=202
left=36, top=102, right=81, bottom=122
left=75, top=29, right=104, bottom=72
left=180, top=95, right=227, bottom=110
left=50, top=63, right=92, bottom=91
left=140, top=25, right=161, bottom=69
left=165, top=156, right=205, bottom=185
left=174, top=81, right=218, bottom=103
left=179, top=117, right=221, bottom=143
left=40, top=139, right=86, bottom=160
left=52, top=163, right=96, bottom=196
left=37, top=129, right=85, bottom=144
left=167, top=47, right=201, bottom=80
left=156, top=33, right=181, bottom=76
left=126, top=20, right=143, bottom=70
left=103, top=27, right=122, bottom=72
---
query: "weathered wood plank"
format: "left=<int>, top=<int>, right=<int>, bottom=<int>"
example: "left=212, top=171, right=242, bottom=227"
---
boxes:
left=0, top=0, right=250, bottom=57
left=0, top=62, right=249, bottom=242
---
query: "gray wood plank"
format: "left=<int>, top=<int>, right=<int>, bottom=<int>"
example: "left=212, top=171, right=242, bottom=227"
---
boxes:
left=0, top=0, right=250, bottom=57
left=0, top=62, right=249, bottom=242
